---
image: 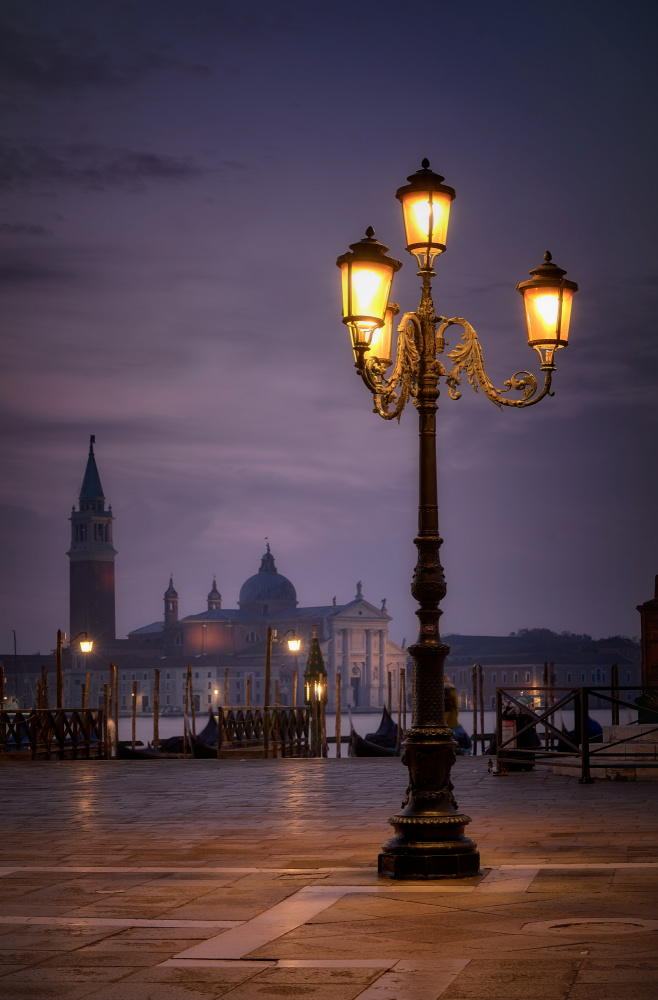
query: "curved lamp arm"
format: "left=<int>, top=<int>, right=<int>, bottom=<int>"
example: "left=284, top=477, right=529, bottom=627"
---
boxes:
left=360, top=312, right=421, bottom=421
left=440, top=317, right=554, bottom=409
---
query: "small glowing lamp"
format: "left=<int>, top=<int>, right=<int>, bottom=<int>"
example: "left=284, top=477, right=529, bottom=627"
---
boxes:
left=516, top=252, right=578, bottom=367
left=287, top=633, right=301, bottom=653
left=395, top=159, right=456, bottom=268
left=336, top=228, right=402, bottom=368
left=79, top=639, right=93, bottom=653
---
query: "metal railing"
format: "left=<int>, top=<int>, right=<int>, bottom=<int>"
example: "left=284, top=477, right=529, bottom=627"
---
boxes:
left=495, top=686, right=658, bottom=783
left=0, top=709, right=105, bottom=760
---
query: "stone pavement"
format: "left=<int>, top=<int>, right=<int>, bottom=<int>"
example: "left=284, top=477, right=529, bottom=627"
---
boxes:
left=0, top=756, right=656, bottom=999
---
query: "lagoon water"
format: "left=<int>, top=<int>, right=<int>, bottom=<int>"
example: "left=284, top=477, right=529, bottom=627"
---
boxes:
left=126, top=705, right=636, bottom=759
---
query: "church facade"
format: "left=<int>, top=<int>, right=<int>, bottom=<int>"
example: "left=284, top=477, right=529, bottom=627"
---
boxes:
left=61, top=438, right=407, bottom=713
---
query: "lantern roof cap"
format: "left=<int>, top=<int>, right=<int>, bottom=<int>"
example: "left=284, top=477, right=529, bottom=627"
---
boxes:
left=517, top=251, right=578, bottom=293
left=396, top=158, right=456, bottom=201
left=336, top=227, right=402, bottom=271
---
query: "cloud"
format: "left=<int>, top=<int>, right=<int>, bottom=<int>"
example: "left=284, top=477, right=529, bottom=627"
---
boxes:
left=0, top=222, right=52, bottom=236
left=0, top=23, right=211, bottom=93
left=0, top=143, right=202, bottom=191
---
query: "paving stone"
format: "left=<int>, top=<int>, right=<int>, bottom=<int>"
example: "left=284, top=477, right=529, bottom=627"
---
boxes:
left=0, top=757, right=657, bottom=998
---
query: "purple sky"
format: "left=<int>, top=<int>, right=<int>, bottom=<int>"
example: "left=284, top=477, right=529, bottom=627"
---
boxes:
left=1, top=0, right=656, bottom=656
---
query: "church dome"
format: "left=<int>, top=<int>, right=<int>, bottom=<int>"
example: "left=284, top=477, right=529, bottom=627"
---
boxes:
left=238, top=545, right=297, bottom=612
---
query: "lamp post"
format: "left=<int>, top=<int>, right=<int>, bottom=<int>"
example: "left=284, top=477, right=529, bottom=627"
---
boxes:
left=336, top=160, right=577, bottom=879
left=264, top=627, right=301, bottom=757
left=55, top=630, right=93, bottom=710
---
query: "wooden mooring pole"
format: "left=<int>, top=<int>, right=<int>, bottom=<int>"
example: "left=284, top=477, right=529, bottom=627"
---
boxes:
left=335, top=671, right=341, bottom=758
left=131, top=680, right=137, bottom=749
left=397, top=669, right=402, bottom=753
left=472, top=664, right=478, bottom=755
left=224, top=668, right=229, bottom=708
left=401, top=667, right=406, bottom=739
left=292, top=671, right=298, bottom=708
left=478, top=663, right=485, bottom=755
left=387, top=671, right=392, bottom=713
left=83, top=672, right=90, bottom=710
left=153, top=668, right=160, bottom=750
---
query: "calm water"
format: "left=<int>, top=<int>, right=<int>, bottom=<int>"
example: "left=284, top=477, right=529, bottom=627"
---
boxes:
left=126, top=704, right=637, bottom=759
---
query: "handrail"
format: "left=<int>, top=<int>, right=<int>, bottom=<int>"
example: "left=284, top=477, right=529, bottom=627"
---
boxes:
left=494, top=686, right=657, bottom=783
left=0, top=709, right=105, bottom=760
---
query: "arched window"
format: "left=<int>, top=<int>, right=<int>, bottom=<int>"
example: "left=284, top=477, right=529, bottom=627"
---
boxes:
left=175, top=632, right=183, bottom=646
left=246, top=632, right=260, bottom=643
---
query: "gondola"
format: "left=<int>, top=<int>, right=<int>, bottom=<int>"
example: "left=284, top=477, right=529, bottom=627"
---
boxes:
left=364, top=706, right=399, bottom=748
left=349, top=727, right=399, bottom=757
left=190, top=709, right=220, bottom=758
left=349, top=707, right=400, bottom=757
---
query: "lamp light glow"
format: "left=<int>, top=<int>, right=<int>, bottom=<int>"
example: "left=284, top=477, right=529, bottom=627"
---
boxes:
left=337, top=228, right=402, bottom=367
left=79, top=640, right=93, bottom=653
left=396, top=159, right=455, bottom=268
left=516, top=251, right=578, bottom=367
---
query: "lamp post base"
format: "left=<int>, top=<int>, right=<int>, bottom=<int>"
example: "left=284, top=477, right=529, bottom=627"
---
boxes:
left=378, top=845, right=480, bottom=879
left=377, top=724, right=480, bottom=880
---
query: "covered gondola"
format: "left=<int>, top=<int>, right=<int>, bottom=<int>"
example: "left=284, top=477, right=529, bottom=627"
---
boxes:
left=349, top=707, right=400, bottom=757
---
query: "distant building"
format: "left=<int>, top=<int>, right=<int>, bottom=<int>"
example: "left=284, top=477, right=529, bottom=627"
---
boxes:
left=442, top=630, right=641, bottom=711
left=1, top=438, right=407, bottom=712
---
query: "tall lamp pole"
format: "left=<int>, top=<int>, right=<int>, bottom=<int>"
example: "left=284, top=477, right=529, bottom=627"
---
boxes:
left=336, top=160, right=578, bottom=879
left=264, top=628, right=301, bottom=757
left=55, top=630, right=93, bottom=709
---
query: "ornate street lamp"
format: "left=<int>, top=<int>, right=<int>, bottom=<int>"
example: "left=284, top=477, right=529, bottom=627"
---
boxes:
left=55, top=630, right=93, bottom=709
left=264, top=628, right=301, bottom=757
left=336, top=160, right=578, bottom=879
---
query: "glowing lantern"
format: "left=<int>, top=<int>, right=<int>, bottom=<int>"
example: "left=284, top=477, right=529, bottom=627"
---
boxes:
left=336, top=228, right=402, bottom=367
left=516, top=252, right=578, bottom=366
left=395, top=159, right=455, bottom=268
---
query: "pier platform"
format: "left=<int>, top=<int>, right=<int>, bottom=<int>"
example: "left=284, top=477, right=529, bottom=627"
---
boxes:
left=0, top=756, right=656, bottom=999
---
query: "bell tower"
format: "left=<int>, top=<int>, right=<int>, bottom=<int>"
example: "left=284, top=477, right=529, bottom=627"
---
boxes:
left=68, top=435, right=116, bottom=644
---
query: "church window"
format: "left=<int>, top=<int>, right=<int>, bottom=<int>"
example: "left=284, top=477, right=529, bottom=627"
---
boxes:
left=131, top=674, right=136, bottom=681
left=567, top=672, right=572, bottom=683
left=581, top=672, right=585, bottom=682
left=175, top=633, right=183, bottom=646
left=195, top=672, right=199, bottom=679
left=627, top=672, right=631, bottom=682
left=121, top=684, right=126, bottom=693
left=166, top=695, right=171, bottom=705
left=207, top=672, right=211, bottom=678
left=165, top=682, right=171, bottom=691
left=525, top=672, right=530, bottom=682
left=502, top=673, right=507, bottom=683
left=492, top=673, right=496, bottom=683
left=514, top=673, right=518, bottom=683
left=166, top=673, right=171, bottom=679
left=143, top=673, right=147, bottom=680
left=246, top=632, right=260, bottom=643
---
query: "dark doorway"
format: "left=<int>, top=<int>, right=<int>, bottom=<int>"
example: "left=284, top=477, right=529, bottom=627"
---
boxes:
left=350, top=676, right=360, bottom=707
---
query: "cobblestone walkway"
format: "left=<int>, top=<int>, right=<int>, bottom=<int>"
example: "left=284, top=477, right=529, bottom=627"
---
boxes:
left=0, top=757, right=656, bottom=998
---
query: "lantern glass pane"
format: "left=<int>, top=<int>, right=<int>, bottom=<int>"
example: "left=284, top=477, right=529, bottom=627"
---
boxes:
left=369, top=306, right=395, bottom=361
left=524, top=286, right=573, bottom=348
left=287, top=638, right=301, bottom=652
left=349, top=260, right=393, bottom=324
left=400, top=189, right=452, bottom=251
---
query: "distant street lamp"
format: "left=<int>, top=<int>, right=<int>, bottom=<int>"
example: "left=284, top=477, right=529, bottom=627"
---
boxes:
left=264, top=628, right=300, bottom=757
left=56, top=630, right=93, bottom=709
left=336, top=160, right=578, bottom=879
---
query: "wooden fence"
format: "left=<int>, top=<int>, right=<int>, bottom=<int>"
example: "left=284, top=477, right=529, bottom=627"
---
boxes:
left=215, top=706, right=311, bottom=757
left=0, top=709, right=105, bottom=760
